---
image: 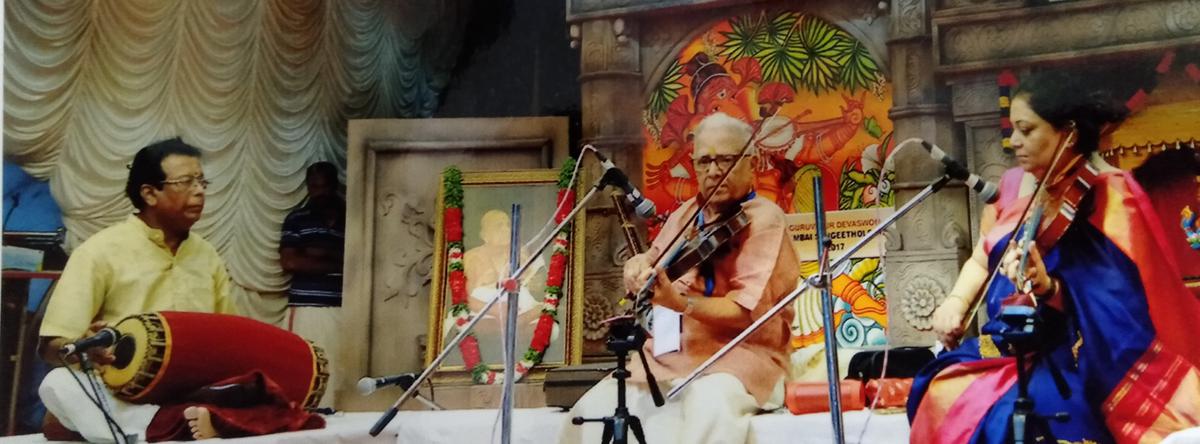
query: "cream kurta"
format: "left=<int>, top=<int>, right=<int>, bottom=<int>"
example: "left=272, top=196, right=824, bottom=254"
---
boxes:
left=40, top=215, right=237, bottom=340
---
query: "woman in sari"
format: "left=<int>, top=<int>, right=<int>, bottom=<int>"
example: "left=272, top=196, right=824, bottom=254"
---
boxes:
left=908, top=71, right=1200, bottom=444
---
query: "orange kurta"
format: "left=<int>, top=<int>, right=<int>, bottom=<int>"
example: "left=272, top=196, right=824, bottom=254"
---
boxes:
left=629, top=196, right=801, bottom=405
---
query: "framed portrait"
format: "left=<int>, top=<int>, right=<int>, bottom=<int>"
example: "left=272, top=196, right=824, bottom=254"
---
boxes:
left=425, top=168, right=584, bottom=383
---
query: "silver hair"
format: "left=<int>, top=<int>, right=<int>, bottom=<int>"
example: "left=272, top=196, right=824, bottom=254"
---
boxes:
left=692, top=112, right=753, bottom=151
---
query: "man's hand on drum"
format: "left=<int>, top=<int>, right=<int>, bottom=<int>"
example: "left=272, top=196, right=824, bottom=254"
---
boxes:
left=83, top=321, right=117, bottom=366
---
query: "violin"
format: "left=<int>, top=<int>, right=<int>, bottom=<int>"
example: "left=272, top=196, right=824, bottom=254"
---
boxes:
left=629, top=208, right=751, bottom=323
left=1006, top=154, right=1099, bottom=307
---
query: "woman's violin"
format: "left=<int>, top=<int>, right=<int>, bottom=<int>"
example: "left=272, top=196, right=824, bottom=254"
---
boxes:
left=1006, top=154, right=1099, bottom=307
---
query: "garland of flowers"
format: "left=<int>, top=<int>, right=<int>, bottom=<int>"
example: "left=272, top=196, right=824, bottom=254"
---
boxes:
left=997, top=69, right=1017, bottom=152
left=442, top=159, right=577, bottom=384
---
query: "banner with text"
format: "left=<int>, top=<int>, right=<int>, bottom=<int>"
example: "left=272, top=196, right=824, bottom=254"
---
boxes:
left=786, top=208, right=893, bottom=261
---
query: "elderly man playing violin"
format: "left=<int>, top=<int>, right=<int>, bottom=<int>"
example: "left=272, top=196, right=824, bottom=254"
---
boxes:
left=560, top=112, right=801, bottom=444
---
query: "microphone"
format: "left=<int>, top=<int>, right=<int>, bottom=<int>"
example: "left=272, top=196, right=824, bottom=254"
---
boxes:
left=59, top=327, right=119, bottom=357
left=921, top=140, right=1000, bottom=204
left=358, top=373, right=417, bottom=396
left=590, top=148, right=657, bottom=219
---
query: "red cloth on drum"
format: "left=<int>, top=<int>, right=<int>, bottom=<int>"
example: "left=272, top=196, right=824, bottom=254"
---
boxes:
left=144, top=371, right=324, bottom=441
left=118, top=312, right=324, bottom=409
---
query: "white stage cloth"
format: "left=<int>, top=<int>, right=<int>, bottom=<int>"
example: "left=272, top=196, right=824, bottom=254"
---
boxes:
left=0, top=408, right=910, bottom=443
left=5, top=408, right=1197, bottom=443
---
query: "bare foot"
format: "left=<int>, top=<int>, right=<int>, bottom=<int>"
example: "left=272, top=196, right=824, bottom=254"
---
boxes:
left=184, top=406, right=218, bottom=440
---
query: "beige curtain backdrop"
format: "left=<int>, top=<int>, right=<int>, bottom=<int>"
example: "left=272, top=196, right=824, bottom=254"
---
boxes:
left=4, top=0, right=466, bottom=323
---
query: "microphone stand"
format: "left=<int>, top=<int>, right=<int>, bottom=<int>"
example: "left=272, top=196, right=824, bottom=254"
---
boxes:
left=665, top=174, right=953, bottom=403
left=369, top=168, right=616, bottom=437
left=501, top=204, right=521, bottom=444
left=810, top=177, right=845, bottom=444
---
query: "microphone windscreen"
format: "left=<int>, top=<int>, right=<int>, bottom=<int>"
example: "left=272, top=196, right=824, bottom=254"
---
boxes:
left=357, top=377, right=377, bottom=396
left=979, top=181, right=1000, bottom=204
left=635, top=199, right=656, bottom=219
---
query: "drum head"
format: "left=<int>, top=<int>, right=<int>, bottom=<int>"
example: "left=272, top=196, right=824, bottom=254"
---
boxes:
left=101, top=314, right=155, bottom=390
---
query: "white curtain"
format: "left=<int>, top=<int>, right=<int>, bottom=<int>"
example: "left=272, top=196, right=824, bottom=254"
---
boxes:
left=5, top=0, right=466, bottom=321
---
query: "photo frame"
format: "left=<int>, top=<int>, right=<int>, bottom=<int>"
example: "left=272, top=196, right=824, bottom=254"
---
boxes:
left=425, top=167, right=584, bottom=384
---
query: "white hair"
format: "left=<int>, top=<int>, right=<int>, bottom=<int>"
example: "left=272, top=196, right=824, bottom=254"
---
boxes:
left=693, top=112, right=753, bottom=149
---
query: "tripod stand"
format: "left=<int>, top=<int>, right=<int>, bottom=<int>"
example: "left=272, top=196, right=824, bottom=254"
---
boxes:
left=997, top=305, right=1070, bottom=444
left=572, top=317, right=664, bottom=444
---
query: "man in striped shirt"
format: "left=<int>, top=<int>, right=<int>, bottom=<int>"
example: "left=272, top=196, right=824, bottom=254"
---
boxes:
left=280, top=162, right=345, bottom=408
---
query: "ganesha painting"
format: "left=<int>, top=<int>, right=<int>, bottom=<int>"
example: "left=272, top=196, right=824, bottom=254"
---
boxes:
left=641, top=11, right=896, bottom=348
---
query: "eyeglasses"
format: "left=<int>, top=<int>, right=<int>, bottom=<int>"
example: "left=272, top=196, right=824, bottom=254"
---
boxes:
left=159, top=176, right=210, bottom=190
left=692, top=154, right=747, bottom=172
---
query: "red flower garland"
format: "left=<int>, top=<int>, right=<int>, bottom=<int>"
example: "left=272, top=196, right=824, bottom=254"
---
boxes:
left=441, top=161, right=576, bottom=384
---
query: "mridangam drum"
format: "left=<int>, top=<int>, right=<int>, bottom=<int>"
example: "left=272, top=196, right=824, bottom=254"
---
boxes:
left=101, top=311, right=328, bottom=409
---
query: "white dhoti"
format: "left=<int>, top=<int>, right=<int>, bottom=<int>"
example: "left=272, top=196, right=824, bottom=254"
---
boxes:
left=287, top=305, right=342, bottom=409
left=39, top=367, right=159, bottom=443
left=559, top=373, right=761, bottom=444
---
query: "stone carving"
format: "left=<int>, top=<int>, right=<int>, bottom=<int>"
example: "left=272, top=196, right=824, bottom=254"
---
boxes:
left=971, top=125, right=1011, bottom=181
left=583, top=292, right=615, bottom=340
left=381, top=193, right=435, bottom=306
left=940, top=220, right=966, bottom=251
left=570, top=23, right=582, bottom=49
left=905, top=51, right=922, bottom=102
left=582, top=19, right=640, bottom=73
left=1167, top=0, right=1200, bottom=34
left=584, top=211, right=618, bottom=270
left=896, top=0, right=926, bottom=37
left=582, top=276, right=623, bottom=344
left=568, top=0, right=645, bottom=17
left=884, top=225, right=903, bottom=251
left=906, top=193, right=934, bottom=247
left=613, top=18, right=629, bottom=44
left=582, top=30, right=609, bottom=74
left=942, top=23, right=1010, bottom=64
left=900, top=275, right=944, bottom=331
left=939, top=1, right=1200, bottom=67
left=938, top=0, right=1001, bottom=9
left=951, top=76, right=999, bottom=120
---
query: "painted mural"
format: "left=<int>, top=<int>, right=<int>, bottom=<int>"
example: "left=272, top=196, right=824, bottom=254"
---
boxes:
left=640, top=11, right=896, bottom=348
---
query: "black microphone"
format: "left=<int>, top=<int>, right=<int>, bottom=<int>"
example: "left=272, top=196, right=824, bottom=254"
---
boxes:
left=921, top=140, right=1000, bottom=204
left=590, top=148, right=657, bottom=219
left=59, top=327, right=119, bottom=356
left=358, top=373, right=417, bottom=396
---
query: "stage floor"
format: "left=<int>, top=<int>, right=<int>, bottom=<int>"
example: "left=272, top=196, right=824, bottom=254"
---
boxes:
left=0, top=408, right=912, bottom=443
left=4, top=408, right=1198, bottom=443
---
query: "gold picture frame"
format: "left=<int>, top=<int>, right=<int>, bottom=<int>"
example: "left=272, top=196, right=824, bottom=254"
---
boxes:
left=424, top=169, right=585, bottom=383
